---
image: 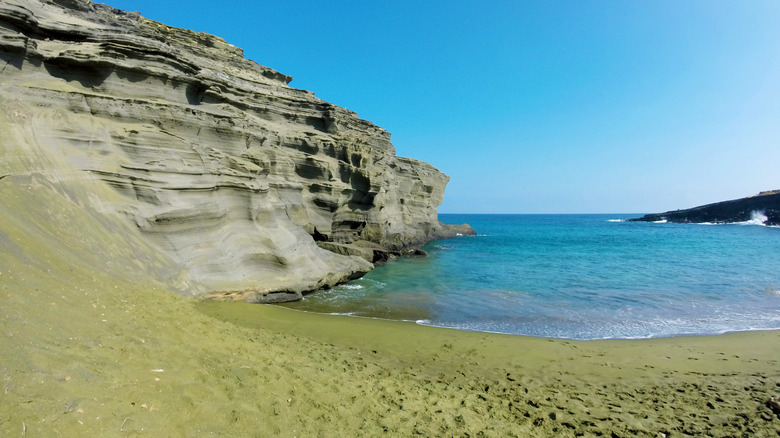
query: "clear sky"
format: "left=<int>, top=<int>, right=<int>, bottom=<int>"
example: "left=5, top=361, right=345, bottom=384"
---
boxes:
left=102, top=0, right=780, bottom=213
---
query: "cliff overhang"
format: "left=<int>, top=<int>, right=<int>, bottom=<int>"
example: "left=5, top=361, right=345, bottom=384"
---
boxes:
left=0, top=0, right=474, bottom=303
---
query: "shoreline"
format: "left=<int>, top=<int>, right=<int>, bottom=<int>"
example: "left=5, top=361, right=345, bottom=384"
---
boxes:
left=200, top=302, right=780, bottom=434
left=270, top=302, right=780, bottom=341
left=198, top=300, right=780, bottom=369
left=197, top=301, right=780, bottom=434
left=282, top=215, right=780, bottom=342
left=3, top=248, right=779, bottom=436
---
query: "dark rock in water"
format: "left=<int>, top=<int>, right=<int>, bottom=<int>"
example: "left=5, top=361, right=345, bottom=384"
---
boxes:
left=443, top=223, right=478, bottom=237
left=628, top=191, right=780, bottom=226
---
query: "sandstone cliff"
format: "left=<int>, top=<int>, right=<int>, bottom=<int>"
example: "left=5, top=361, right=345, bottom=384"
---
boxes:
left=0, top=0, right=472, bottom=302
left=629, top=191, right=780, bottom=226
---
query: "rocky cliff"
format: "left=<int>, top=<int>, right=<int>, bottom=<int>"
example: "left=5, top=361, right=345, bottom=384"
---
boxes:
left=0, top=0, right=472, bottom=303
left=629, top=191, right=780, bottom=226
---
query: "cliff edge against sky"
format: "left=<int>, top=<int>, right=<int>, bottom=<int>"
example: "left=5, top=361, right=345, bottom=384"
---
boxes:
left=0, top=0, right=472, bottom=303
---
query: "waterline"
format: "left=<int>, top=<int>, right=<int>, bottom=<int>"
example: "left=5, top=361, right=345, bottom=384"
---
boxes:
left=281, top=214, right=780, bottom=340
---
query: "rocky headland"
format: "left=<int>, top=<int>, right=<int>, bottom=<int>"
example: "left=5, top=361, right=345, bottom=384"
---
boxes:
left=0, top=0, right=473, bottom=303
left=629, top=190, right=780, bottom=226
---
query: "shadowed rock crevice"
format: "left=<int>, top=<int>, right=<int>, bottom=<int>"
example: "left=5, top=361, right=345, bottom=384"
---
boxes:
left=43, top=58, right=113, bottom=88
left=185, top=82, right=208, bottom=105
left=0, top=0, right=474, bottom=303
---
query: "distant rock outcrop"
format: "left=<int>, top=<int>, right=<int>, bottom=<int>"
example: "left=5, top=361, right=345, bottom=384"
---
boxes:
left=0, top=0, right=473, bottom=302
left=628, top=191, right=780, bottom=226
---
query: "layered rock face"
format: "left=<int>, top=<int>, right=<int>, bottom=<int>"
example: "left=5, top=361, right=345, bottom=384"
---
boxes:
left=0, top=0, right=472, bottom=302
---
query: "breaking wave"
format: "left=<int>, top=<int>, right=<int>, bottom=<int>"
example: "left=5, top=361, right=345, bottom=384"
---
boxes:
left=283, top=214, right=780, bottom=339
left=740, top=210, right=769, bottom=226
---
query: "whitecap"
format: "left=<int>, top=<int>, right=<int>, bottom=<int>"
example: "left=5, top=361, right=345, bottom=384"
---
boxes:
left=607, top=219, right=624, bottom=223
left=653, top=219, right=667, bottom=224
left=364, top=279, right=386, bottom=290
left=737, top=210, right=769, bottom=226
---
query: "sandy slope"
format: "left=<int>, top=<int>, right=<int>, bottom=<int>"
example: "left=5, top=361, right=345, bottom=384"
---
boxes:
left=2, top=182, right=780, bottom=437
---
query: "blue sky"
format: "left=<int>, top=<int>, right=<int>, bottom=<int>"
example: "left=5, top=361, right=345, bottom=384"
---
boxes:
left=102, top=0, right=780, bottom=213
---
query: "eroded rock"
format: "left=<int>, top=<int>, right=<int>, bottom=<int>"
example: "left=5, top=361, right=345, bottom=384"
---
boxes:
left=0, top=0, right=473, bottom=302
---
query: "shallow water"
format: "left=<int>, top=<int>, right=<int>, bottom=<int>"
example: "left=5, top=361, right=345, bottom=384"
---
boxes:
left=281, top=214, right=780, bottom=340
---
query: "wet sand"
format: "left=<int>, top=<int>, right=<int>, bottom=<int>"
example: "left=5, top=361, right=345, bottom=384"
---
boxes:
left=2, top=272, right=780, bottom=437
left=1, top=184, right=779, bottom=436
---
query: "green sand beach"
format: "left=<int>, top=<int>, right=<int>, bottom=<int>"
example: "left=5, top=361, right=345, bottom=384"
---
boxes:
left=2, top=182, right=780, bottom=436
left=3, top=274, right=780, bottom=436
left=3, top=1, right=780, bottom=435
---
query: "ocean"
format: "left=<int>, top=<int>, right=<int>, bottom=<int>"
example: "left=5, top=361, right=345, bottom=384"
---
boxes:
left=280, top=214, right=780, bottom=340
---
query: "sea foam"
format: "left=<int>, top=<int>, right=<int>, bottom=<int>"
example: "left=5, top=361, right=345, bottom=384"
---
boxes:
left=284, top=214, right=780, bottom=340
left=339, top=284, right=364, bottom=290
left=740, top=210, right=768, bottom=226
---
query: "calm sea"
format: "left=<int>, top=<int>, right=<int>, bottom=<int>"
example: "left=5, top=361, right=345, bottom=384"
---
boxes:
left=280, top=214, right=780, bottom=340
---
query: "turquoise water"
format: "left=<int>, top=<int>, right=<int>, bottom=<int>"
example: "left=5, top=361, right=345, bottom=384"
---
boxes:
left=282, top=214, right=780, bottom=340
